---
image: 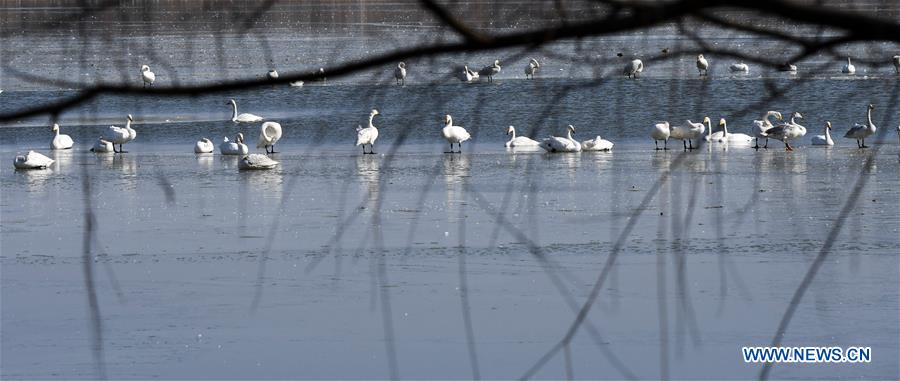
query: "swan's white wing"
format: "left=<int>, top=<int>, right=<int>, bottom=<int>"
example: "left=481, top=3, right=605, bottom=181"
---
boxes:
left=103, top=126, right=130, bottom=143
left=239, top=154, right=279, bottom=169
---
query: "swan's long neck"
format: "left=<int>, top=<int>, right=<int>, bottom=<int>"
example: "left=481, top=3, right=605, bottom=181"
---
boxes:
left=847, top=57, right=852, bottom=66
left=866, top=107, right=874, bottom=129
left=722, top=120, right=728, bottom=135
left=231, top=102, right=238, bottom=120
left=825, top=125, right=831, bottom=139
left=764, top=111, right=777, bottom=125
left=53, top=127, right=60, bottom=136
left=566, top=129, right=574, bottom=141
left=126, top=118, right=132, bottom=131
left=509, top=127, right=516, bottom=140
left=368, top=113, right=376, bottom=129
left=445, top=116, right=453, bottom=127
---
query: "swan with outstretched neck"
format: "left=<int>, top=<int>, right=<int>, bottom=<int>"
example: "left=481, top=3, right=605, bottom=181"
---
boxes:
left=50, top=123, right=74, bottom=150
left=228, top=99, right=264, bottom=123
left=356, top=109, right=380, bottom=154
left=844, top=104, right=876, bottom=148
left=539, top=125, right=581, bottom=152
left=811, top=122, right=834, bottom=146
left=441, top=115, right=470, bottom=153
left=841, top=57, right=856, bottom=74
left=505, top=126, right=540, bottom=147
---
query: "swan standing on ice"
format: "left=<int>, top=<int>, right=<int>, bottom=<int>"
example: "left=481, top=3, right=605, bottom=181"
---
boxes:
left=194, top=138, right=214, bottom=153
left=706, top=118, right=753, bottom=145
left=441, top=114, right=471, bottom=153
left=670, top=118, right=707, bottom=150
left=524, top=59, right=540, bottom=79
left=841, top=57, right=856, bottom=74
left=257, top=121, right=282, bottom=154
left=267, top=69, right=278, bottom=81
left=651, top=121, right=671, bottom=150
left=696, top=54, right=709, bottom=76
left=582, top=135, right=614, bottom=151
left=50, top=123, right=74, bottom=150
left=624, top=59, right=643, bottom=79
left=763, top=112, right=806, bottom=151
left=844, top=104, right=876, bottom=148
left=13, top=151, right=54, bottom=169
left=239, top=154, right=279, bottom=170
left=893, top=56, right=900, bottom=74
left=539, top=125, right=582, bottom=153
left=729, top=62, right=749, bottom=73
left=90, top=137, right=114, bottom=153
left=394, top=62, right=407, bottom=85
left=141, top=65, right=155, bottom=87
left=356, top=109, right=380, bottom=154
left=752, top=111, right=783, bottom=149
left=811, top=122, right=834, bottom=146
left=220, top=133, right=249, bottom=155
left=505, top=126, right=540, bottom=147
left=228, top=99, right=264, bottom=123
left=479, top=60, right=501, bottom=82
left=103, top=114, right=136, bottom=153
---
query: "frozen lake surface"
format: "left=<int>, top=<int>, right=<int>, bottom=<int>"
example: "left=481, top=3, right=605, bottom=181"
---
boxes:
left=2, top=1, right=900, bottom=379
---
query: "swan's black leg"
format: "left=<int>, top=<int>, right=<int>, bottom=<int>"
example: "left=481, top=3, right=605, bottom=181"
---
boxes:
left=763, top=138, right=769, bottom=149
left=683, top=140, right=687, bottom=151
left=369, top=144, right=376, bottom=154
left=856, top=139, right=861, bottom=148
left=654, top=140, right=660, bottom=150
left=664, top=139, right=668, bottom=150
left=753, top=137, right=759, bottom=150
left=861, top=138, right=867, bottom=148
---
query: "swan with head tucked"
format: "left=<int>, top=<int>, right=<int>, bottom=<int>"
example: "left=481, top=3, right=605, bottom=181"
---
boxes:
left=257, top=121, right=282, bottom=154
left=194, top=138, right=214, bottom=153
left=141, top=65, right=155, bottom=87
left=13, top=151, right=54, bottom=169
left=705, top=118, right=753, bottom=145
left=102, top=114, right=135, bottom=153
left=651, top=121, right=671, bottom=150
left=90, top=137, right=114, bottom=153
left=505, top=126, right=540, bottom=147
left=582, top=134, right=613, bottom=151
left=524, top=58, right=540, bottom=79
left=670, top=117, right=707, bottom=150
left=763, top=112, right=806, bottom=151
left=441, top=114, right=471, bottom=153
left=811, top=122, right=834, bottom=146
left=50, top=123, right=74, bottom=150
left=539, top=125, right=581, bottom=153
left=479, top=60, right=501, bottom=82
left=267, top=69, right=278, bottom=81
left=220, top=133, right=249, bottom=155
left=356, top=109, right=380, bottom=154
left=394, top=62, right=407, bottom=85
left=844, top=104, right=876, bottom=148
left=752, top=111, right=783, bottom=149
left=624, top=59, right=643, bottom=79
left=228, top=99, right=264, bottom=123
left=841, top=57, right=856, bottom=74
left=696, top=54, right=709, bottom=75
left=239, top=154, right=279, bottom=170
left=729, top=62, right=749, bottom=73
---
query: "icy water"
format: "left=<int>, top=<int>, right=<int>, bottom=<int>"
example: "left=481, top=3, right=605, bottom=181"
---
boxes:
left=3, top=1, right=900, bottom=380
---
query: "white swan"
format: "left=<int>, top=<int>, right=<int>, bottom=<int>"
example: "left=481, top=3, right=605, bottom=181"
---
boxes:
left=228, top=99, right=264, bottom=123
left=524, top=58, right=540, bottom=79
left=696, top=54, right=709, bottom=75
left=811, top=122, right=834, bottom=146
left=13, top=151, right=54, bottom=169
left=460, top=65, right=479, bottom=82
left=539, top=125, right=581, bottom=153
left=844, top=104, right=876, bottom=148
left=670, top=117, right=707, bottom=150
left=141, top=65, right=155, bottom=87
left=479, top=60, right=501, bottom=82
left=752, top=111, right=783, bottom=149
left=194, top=138, right=214, bottom=153
left=841, top=57, right=855, bottom=74
left=394, top=62, right=407, bottom=85
left=90, top=137, right=114, bottom=153
left=239, top=154, right=278, bottom=170
left=650, top=121, right=671, bottom=150
left=505, top=126, right=540, bottom=147
left=706, top=118, right=753, bottom=145
left=290, top=81, right=304, bottom=87
left=893, top=56, right=900, bottom=74
left=220, top=133, right=249, bottom=155
left=582, top=135, right=614, bottom=151
left=257, top=121, right=283, bottom=154
left=267, top=69, right=278, bottom=80
left=102, top=114, right=135, bottom=153
left=729, top=62, right=749, bottom=73
left=442, top=114, right=471, bottom=153
left=624, top=59, right=643, bottom=79
left=356, top=109, right=380, bottom=154
left=763, top=112, right=806, bottom=151
left=50, top=123, right=74, bottom=150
